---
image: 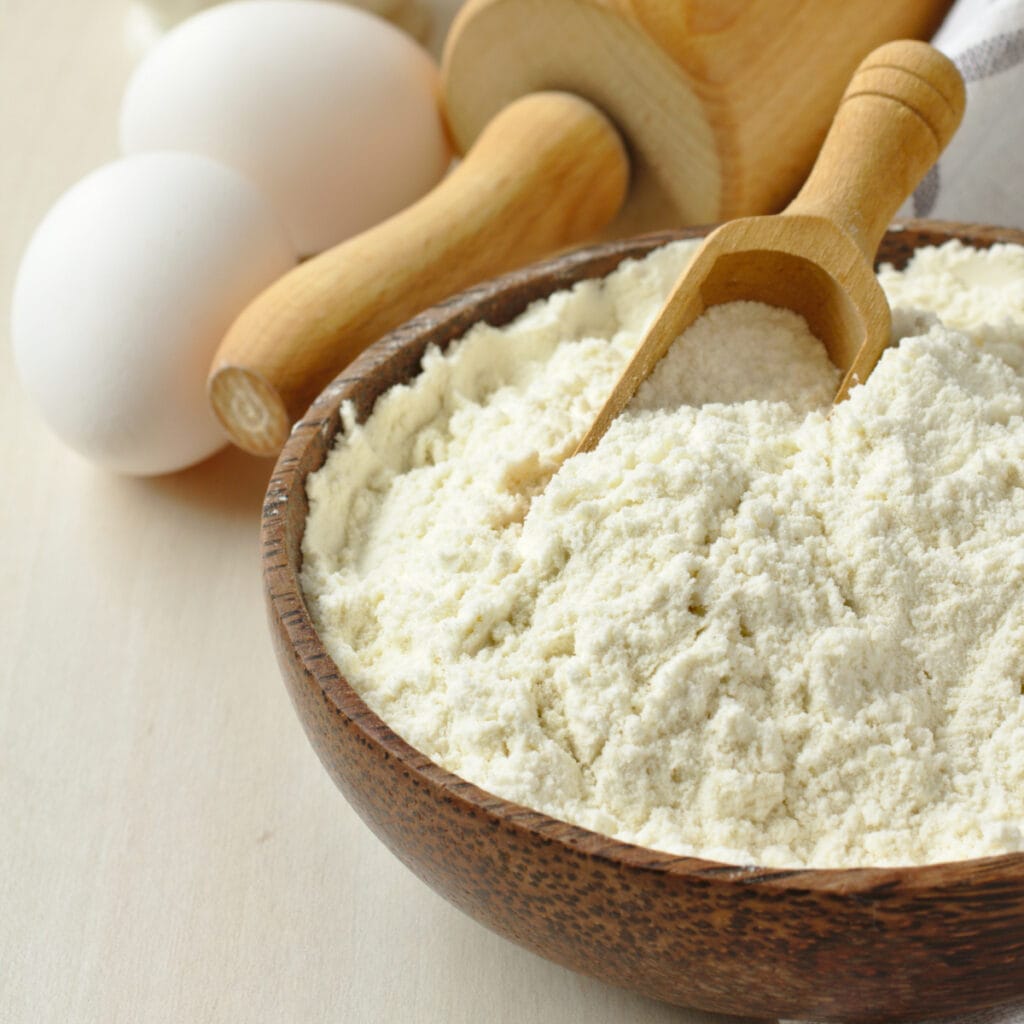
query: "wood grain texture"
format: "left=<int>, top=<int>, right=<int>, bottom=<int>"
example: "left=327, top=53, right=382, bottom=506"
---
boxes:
left=264, top=222, right=1024, bottom=1023
left=209, top=91, right=629, bottom=456
left=575, top=41, right=966, bottom=454
left=444, top=0, right=953, bottom=225
left=443, top=0, right=721, bottom=234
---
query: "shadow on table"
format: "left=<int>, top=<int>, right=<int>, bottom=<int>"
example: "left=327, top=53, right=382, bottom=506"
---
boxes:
left=133, top=443, right=274, bottom=523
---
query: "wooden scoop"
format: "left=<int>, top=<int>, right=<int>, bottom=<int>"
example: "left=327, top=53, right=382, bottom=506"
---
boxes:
left=209, top=0, right=952, bottom=456
left=575, top=40, right=966, bottom=455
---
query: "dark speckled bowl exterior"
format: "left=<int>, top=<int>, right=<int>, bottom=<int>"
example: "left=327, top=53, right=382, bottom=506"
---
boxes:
left=262, top=222, right=1024, bottom=1022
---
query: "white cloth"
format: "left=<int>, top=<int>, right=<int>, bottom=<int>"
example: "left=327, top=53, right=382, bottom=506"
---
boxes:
left=898, top=0, right=1024, bottom=226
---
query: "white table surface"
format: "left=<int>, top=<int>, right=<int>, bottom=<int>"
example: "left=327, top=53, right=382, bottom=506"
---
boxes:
left=0, top=3, right=760, bottom=1021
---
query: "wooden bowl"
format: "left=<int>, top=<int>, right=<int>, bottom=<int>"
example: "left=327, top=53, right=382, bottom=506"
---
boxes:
left=262, top=222, right=1024, bottom=1022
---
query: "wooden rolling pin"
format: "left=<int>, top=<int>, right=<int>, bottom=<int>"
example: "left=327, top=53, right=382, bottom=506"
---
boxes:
left=209, top=0, right=952, bottom=456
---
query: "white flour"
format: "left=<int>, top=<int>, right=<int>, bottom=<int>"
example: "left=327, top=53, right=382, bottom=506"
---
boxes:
left=301, top=239, right=1024, bottom=868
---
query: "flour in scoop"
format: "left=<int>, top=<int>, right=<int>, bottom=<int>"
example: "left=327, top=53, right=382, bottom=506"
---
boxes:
left=301, top=239, right=1024, bottom=869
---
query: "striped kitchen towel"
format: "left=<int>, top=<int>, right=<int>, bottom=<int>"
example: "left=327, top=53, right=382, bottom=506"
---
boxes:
left=900, top=0, right=1024, bottom=228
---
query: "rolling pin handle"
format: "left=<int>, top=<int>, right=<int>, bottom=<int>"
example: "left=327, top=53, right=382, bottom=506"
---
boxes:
left=208, top=91, right=630, bottom=456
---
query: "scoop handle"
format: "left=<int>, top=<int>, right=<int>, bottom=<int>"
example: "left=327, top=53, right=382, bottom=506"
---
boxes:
left=208, top=91, right=629, bottom=456
left=785, top=40, right=965, bottom=259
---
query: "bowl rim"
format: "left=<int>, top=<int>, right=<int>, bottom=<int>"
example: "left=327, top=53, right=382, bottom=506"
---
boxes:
left=263, top=219, right=1024, bottom=895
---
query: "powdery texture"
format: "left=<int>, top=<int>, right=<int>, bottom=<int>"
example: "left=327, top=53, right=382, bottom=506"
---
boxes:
left=302, top=239, right=1024, bottom=868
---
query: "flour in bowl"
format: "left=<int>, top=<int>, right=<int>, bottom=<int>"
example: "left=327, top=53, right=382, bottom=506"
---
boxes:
left=301, top=238, right=1024, bottom=869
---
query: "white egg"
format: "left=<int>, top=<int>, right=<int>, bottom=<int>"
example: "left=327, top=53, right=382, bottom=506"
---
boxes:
left=11, top=153, right=296, bottom=475
left=119, top=0, right=451, bottom=255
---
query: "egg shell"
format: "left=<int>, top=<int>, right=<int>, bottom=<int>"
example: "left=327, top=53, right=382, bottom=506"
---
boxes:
left=11, top=152, right=296, bottom=475
left=119, top=0, right=451, bottom=255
